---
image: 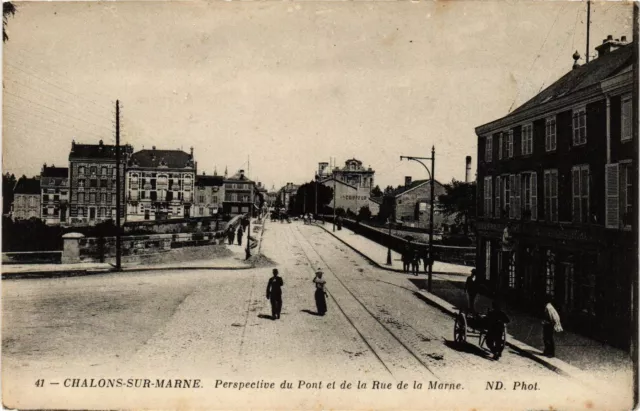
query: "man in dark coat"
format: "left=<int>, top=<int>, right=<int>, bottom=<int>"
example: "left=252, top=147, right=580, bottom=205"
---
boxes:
left=237, top=225, right=244, bottom=245
left=266, top=268, right=284, bottom=320
left=227, top=227, right=235, bottom=245
left=465, top=269, right=478, bottom=313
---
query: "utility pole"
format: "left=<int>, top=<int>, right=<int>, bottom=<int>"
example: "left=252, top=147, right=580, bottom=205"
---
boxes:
left=400, top=146, right=436, bottom=292
left=333, top=175, right=337, bottom=232
left=586, top=0, right=591, bottom=64
left=115, top=100, right=122, bottom=271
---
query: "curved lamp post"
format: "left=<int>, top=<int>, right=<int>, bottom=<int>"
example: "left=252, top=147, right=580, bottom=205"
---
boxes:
left=400, top=146, right=436, bottom=292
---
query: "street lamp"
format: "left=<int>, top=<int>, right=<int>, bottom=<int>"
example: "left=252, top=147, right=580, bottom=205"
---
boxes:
left=332, top=175, right=337, bottom=232
left=400, top=146, right=436, bottom=292
left=314, top=174, right=319, bottom=219
left=246, top=184, right=253, bottom=260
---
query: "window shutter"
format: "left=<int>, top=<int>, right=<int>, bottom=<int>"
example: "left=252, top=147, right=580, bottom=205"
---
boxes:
left=572, top=113, right=579, bottom=145
left=509, top=174, right=515, bottom=219
left=572, top=167, right=580, bottom=222
left=544, top=172, right=550, bottom=220
left=515, top=174, right=521, bottom=219
left=495, top=177, right=501, bottom=218
left=531, top=172, right=538, bottom=220
left=498, top=134, right=503, bottom=160
left=508, top=132, right=514, bottom=158
left=605, top=163, right=619, bottom=229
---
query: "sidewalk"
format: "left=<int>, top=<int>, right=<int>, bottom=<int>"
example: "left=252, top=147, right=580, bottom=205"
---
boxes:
left=316, top=223, right=633, bottom=391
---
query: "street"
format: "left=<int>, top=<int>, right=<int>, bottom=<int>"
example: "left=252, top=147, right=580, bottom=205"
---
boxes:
left=2, top=220, right=617, bottom=409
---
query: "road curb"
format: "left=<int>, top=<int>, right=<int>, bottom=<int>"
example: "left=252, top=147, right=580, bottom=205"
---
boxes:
left=314, top=222, right=590, bottom=383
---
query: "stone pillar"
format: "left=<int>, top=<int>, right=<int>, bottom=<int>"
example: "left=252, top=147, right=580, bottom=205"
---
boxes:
left=61, top=232, right=85, bottom=264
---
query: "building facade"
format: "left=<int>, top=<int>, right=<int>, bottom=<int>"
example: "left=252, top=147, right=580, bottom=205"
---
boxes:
left=319, top=158, right=377, bottom=213
left=278, top=182, right=299, bottom=210
left=193, top=174, right=225, bottom=217
left=475, top=38, right=637, bottom=348
left=68, top=140, right=132, bottom=225
left=12, top=177, right=41, bottom=220
left=388, top=177, right=446, bottom=228
left=40, top=165, right=69, bottom=225
left=125, top=147, right=196, bottom=221
left=223, top=170, right=256, bottom=215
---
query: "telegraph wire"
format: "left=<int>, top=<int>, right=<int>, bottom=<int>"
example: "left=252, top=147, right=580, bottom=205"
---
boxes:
left=4, top=89, right=114, bottom=132
left=508, top=2, right=567, bottom=113
left=4, top=61, right=113, bottom=112
left=3, top=76, right=114, bottom=123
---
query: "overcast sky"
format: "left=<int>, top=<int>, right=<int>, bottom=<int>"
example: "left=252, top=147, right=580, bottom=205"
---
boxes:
left=2, top=1, right=633, bottom=190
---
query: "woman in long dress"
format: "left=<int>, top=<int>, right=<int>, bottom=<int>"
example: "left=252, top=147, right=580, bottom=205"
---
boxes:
left=313, top=270, right=327, bottom=316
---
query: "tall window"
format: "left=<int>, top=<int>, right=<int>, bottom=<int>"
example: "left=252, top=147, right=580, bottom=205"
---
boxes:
left=545, top=116, right=557, bottom=151
left=622, top=163, right=633, bottom=227
left=544, top=169, right=558, bottom=222
left=572, top=107, right=587, bottom=145
left=507, top=130, right=514, bottom=158
left=503, top=175, right=511, bottom=218
left=508, top=174, right=520, bottom=219
left=483, top=176, right=492, bottom=217
left=78, top=192, right=85, bottom=203
left=521, top=124, right=533, bottom=155
left=90, top=166, right=97, bottom=176
left=101, top=166, right=107, bottom=176
left=522, top=172, right=537, bottom=220
left=545, top=250, right=555, bottom=297
left=498, top=133, right=504, bottom=160
left=494, top=176, right=501, bottom=218
left=622, top=94, right=632, bottom=142
left=572, top=165, right=590, bottom=223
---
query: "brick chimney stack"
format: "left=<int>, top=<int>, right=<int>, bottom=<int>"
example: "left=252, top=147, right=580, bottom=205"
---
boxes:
left=405, top=176, right=412, bottom=186
left=465, top=156, right=472, bottom=183
left=595, top=34, right=628, bottom=58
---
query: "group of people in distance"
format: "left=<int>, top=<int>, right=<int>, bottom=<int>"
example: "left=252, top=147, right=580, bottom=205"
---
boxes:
left=465, top=269, right=564, bottom=359
left=401, top=243, right=433, bottom=276
left=226, top=217, right=251, bottom=246
left=265, top=268, right=328, bottom=321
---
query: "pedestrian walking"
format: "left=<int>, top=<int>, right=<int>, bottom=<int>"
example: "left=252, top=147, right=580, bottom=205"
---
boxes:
left=410, top=247, right=420, bottom=276
left=266, top=268, right=284, bottom=320
left=542, top=298, right=563, bottom=357
left=465, top=269, right=478, bottom=313
left=421, top=247, right=433, bottom=273
left=401, top=245, right=410, bottom=273
left=313, top=270, right=328, bottom=315
left=486, top=300, right=510, bottom=360
left=227, top=227, right=235, bottom=245
left=237, top=225, right=244, bottom=245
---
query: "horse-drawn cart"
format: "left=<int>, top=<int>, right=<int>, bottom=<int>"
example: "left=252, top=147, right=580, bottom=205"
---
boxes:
left=453, top=311, right=507, bottom=359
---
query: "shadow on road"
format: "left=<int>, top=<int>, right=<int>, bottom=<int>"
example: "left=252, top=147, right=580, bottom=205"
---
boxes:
left=300, top=309, right=322, bottom=317
left=257, top=314, right=274, bottom=320
left=443, top=339, right=491, bottom=360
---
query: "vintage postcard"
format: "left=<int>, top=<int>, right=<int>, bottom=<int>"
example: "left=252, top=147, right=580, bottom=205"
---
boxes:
left=1, top=1, right=638, bottom=410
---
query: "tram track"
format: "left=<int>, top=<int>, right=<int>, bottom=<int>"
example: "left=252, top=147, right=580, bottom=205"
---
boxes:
left=289, top=224, right=441, bottom=381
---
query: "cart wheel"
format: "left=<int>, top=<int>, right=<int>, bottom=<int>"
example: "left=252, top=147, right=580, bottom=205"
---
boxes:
left=454, top=313, right=467, bottom=343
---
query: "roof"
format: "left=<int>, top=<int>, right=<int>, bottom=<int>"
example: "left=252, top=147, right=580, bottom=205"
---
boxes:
left=14, top=177, right=40, bottom=194
left=369, top=196, right=383, bottom=204
left=41, top=166, right=68, bottom=178
left=195, top=175, right=224, bottom=187
left=69, top=140, right=133, bottom=160
left=129, top=149, right=194, bottom=169
left=319, top=176, right=356, bottom=190
left=226, top=170, right=254, bottom=182
left=392, top=179, right=443, bottom=197
left=479, top=43, right=634, bottom=133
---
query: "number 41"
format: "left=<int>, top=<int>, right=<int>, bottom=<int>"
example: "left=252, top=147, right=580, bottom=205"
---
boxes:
left=35, top=379, right=44, bottom=387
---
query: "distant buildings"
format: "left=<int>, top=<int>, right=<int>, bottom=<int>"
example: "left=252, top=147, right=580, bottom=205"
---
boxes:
left=319, top=158, right=378, bottom=214
left=12, top=177, right=40, bottom=220
left=125, top=147, right=196, bottom=221
left=223, top=169, right=258, bottom=216
left=278, top=182, right=300, bottom=210
left=193, top=173, right=225, bottom=217
left=383, top=176, right=446, bottom=228
left=475, top=37, right=636, bottom=348
left=40, top=165, right=69, bottom=225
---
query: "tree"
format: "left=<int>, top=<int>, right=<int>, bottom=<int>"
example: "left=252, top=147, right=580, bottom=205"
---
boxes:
left=437, top=179, right=476, bottom=234
left=292, top=181, right=334, bottom=216
left=383, top=185, right=395, bottom=195
left=3, top=2, right=16, bottom=43
left=371, top=185, right=383, bottom=197
left=358, top=205, right=372, bottom=221
left=2, top=173, right=16, bottom=215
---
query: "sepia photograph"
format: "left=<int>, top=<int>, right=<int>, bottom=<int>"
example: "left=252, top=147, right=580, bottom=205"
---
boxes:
left=1, top=1, right=638, bottom=409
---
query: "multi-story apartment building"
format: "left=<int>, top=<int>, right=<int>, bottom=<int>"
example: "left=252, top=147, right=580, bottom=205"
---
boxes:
left=475, top=37, right=637, bottom=348
left=223, top=170, right=256, bottom=216
left=193, top=174, right=224, bottom=217
left=125, top=147, right=196, bottom=221
left=68, top=140, right=133, bottom=225
left=40, top=165, right=69, bottom=225
left=12, top=177, right=40, bottom=220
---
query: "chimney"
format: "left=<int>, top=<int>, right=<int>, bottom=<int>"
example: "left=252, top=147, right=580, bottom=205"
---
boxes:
left=405, top=176, right=412, bottom=186
left=190, top=146, right=194, bottom=157
left=152, top=146, right=156, bottom=150
left=239, top=169, right=245, bottom=179
left=595, top=34, right=627, bottom=58
left=465, top=156, right=472, bottom=183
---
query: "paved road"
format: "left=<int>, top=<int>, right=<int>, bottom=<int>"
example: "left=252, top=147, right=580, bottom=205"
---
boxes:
left=2, top=221, right=616, bottom=410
